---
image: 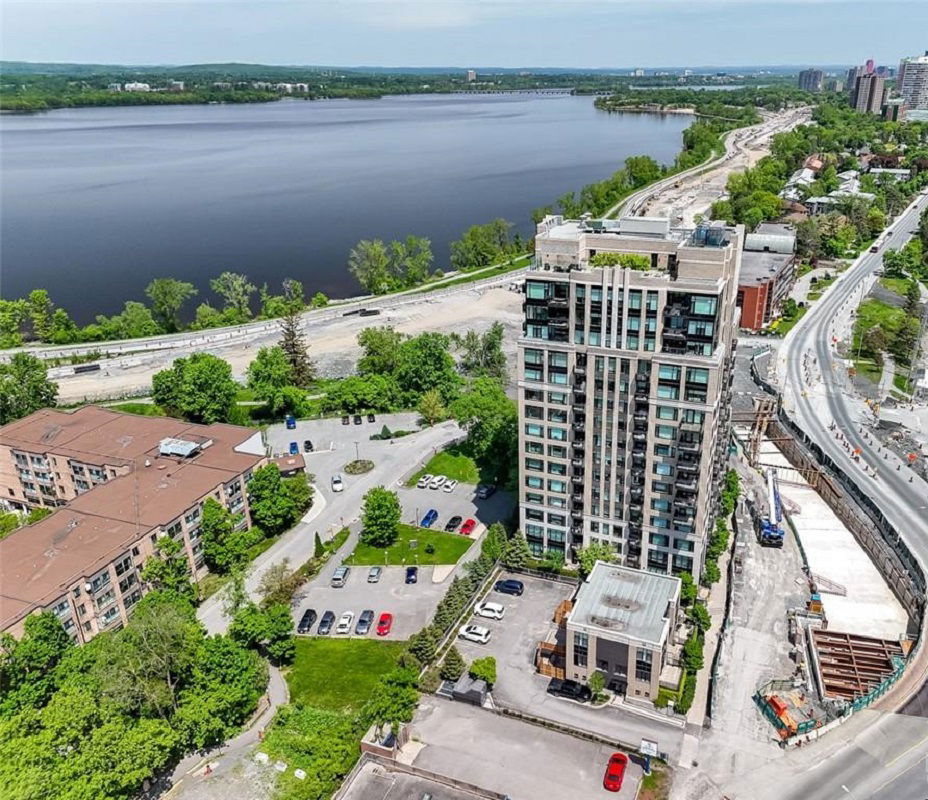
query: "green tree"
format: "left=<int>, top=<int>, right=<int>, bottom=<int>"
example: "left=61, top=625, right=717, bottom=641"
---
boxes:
left=418, top=389, right=446, bottom=426
left=47, top=308, right=79, bottom=344
left=248, top=464, right=302, bottom=536
left=395, top=332, right=461, bottom=404
left=389, top=235, right=434, bottom=287
left=862, top=326, right=889, bottom=366
left=283, top=475, right=312, bottom=517
left=905, top=281, right=921, bottom=317
left=891, top=317, right=921, bottom=364
left=360, top=486, right=401, bottom=547
left=450, top=219, right=513, bottom=272
left=481, top=522, right=508, bottom=562
left=246, top=345, right=295, bottom=412
left=151, top=352, right=237, bottom=423
left=26, top=289, right=54, bottom=341
left=200, top=497, right=252, bottom=573
left=589, top=252, right=651, bottom=270
left=263, top=603, right=296, bottom=664
left=680, top=571, right=697, bottom=607
left=452, top=322, right=507, bottom=381
left=0, top=353, right=58, bottom=424
left=145, top=278, right=197, bottom=333
left=0, top=298, right=27, bottom=347
left=501, top=534, right=530, bottom=570
left=348, top=239, right=392, bottom=294
left=0, top=611, right=72, bottom=715
left=468, top=656, right=497, bottom=687
left=142, top=537, right=194, bottom=599
left=587, top=670, right=605, bottom=701
left=682, top=633, right=705, bottom=673
left=309, top=291, right=329, bottom=308
left=450, top=377, right=518, bottom=485
left=576, top=542, right=619, bottom=579
left=440, top=646, right=466, bottom=681
left=407, top=626, right=439, bottom=665
left=322, top=373, right=399, bottom=414
left=625, top=154, right=663, bottom=187
left=357, top=326, right=407, bottom=376
left=210, top=272, right=256, bottom=322
left=278, top=305, right=315, bottom=388
left=690, top=603, right=712, bottom=634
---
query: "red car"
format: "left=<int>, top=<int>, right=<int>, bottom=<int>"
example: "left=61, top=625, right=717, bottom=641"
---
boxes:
left=603, top=752, right=628, bottom=792
left=460, top=518, right=477, bottom=536
left=376, top=612, right=393, bottom=636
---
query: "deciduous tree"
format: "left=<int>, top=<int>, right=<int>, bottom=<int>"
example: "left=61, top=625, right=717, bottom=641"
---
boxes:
left=151, top=352, right=237, bottom=423
left=145, top=278, right=197, bottom=333
left=0, top=353, right=58, bottom=424
left=360, top=486, right=401, bottom=547
left=210, top=272, right=256, bottom=322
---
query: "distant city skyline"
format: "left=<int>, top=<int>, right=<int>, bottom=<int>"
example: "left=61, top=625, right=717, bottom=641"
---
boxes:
left=3, top=1, right=927, bottom=69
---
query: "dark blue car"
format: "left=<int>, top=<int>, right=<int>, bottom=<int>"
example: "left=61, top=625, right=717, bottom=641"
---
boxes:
left=285, top=415, right=296, bottom=429
left=405, top=566, right=419, bottom=584
left=421, top=509, right=439, bottom=528
left=289, top=441, right=298, bottom=455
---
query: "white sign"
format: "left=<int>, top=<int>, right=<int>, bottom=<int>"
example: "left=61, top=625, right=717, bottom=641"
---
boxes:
left=639, top=739, right=659, bottom=758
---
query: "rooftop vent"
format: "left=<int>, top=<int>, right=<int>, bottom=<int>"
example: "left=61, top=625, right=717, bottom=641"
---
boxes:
left=159, top=438, right=202, bottom=458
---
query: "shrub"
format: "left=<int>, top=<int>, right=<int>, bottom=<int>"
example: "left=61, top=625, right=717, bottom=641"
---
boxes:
left=344, top=459, right=375, bottom=475
left=418, top=667, right=441, bottom=693
left=469, top=656, right=497, bottom=688
left=676, top=672, right=698, bottom=714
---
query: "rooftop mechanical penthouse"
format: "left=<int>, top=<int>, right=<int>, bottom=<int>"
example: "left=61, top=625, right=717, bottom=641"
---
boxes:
left=518, top=215, right=742, bottom=577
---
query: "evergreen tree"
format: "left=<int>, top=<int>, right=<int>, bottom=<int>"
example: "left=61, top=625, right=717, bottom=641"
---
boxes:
left=278, top=307, right=315, bottom=388
left=440, top=646, right=466, bottom=681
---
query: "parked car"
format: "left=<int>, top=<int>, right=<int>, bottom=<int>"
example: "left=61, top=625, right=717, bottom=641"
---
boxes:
left=428, top=475, right=446, bottom=490
left=547, top=678, right=592, bottom=703
left=421, top=509, right=439, bottom=528
left=317, top=610, right=336, bottom=635
left=331, top=566, right=350, bottom=587
left=602, top=752, right=628, bottom=792
left=476, top=484, right=496, bottom=500
left=474, top=601, right=505, bottom=620
left=444, top=515, right=463, bottom=533
left=336, top=611, right=355, bottom=634
left=367, top=566, right=383, bottom=583
left=356, top=609, right=375, bottom=635
left=303, top=439, right=314, bottom=453
left=296, top=608, right=317, bottom=634
left=458, top=624, right=491, bottom=644
left=367, top=413, right=376, bottom=423
left=494, top=579, right=524, bottom=596
left=376, top=612, right=394, bottom=636
left=331, top=474, right=344, bottom=492
left=288, top=441, right=298, bottom=455
left=405, top=566, right=418, bottom=584
left=341, top=415, right=350, bottom=425
left=442, top=479, right=458, bottom=494
left=417, top=473, right=434, bottom=489
left=285, top=415, right=296, bottom=430
left=460, top=518, right=477, bottom=536
left=353, top=414, right=363, bottom=425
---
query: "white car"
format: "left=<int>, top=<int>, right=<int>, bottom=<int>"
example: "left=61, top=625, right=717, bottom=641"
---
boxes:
left=429, top=475, right=446, bottom=490
left=331, top=474, right=344, bottom=493
left=474, top=601, right=505, bottom=620
left=458, top=624, right=491, bottom=644
left=336, top=611, right=354, bottom=634
left=417, top=473, right=433, bottom=489
left=442, top=479, right=459, bottom=493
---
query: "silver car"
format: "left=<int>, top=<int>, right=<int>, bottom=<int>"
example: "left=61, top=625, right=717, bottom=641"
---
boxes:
left=367, top=566, right=383, bottom=583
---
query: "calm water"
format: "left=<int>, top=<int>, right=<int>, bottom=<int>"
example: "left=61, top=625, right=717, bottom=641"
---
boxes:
left=1, top=94, right=689, bottom=323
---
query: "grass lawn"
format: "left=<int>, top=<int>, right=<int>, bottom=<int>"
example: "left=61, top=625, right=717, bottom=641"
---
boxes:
left=344, top=523, right=474, bottom=566
left=880, top=277, right=915, bottom=298
left=286, top=638, right=406, bottom=713
left=406, top=445, right=486, bottom=486
left=851, top=299, right=908, bottom=382
left=108, top=402, right=167, bottom=416
left=893, top=373, right=912, bottom=394
left=851, top=356, right=883, bottom=384
left=773, top=305, right=808, bottom=337
left=416, top=254, right=531, bottom=294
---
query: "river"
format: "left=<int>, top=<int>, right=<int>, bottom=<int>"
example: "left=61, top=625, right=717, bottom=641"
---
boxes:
left=1, top=93, right=690, bottom=323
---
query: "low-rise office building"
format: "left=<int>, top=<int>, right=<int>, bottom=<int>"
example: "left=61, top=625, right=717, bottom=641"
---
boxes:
left=737, top=223, right=798, bottom=332
left=0, top=406, right=266, bottom=642
left=565, top=560, right=681, bottom=701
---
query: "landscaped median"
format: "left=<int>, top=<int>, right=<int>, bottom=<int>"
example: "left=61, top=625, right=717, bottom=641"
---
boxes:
left=343, top=523, right=474, bottom=566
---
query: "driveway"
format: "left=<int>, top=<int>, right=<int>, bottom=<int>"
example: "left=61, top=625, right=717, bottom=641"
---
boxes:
left=455, top=573, right=687, bottom=762
left=265, top=411, right=422, bottom=460
left=411, top=698, right=642, bottom=800
left=197, top=420, right=464, bottom=634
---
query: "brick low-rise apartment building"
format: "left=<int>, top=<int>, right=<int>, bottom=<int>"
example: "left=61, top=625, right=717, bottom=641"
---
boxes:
left=0, top=406, right=266, bottom=642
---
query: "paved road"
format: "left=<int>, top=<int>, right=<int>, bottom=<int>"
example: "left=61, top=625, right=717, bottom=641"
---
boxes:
left=197, top=419, right=464, bottom=634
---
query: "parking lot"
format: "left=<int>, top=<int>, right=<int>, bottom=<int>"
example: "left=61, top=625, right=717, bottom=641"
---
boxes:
left=454, top=573, right=686, bottom=762
left=396, top=483, right=514, bottom=534
left=265, top=411, right=421, bottom=461
left=412, top=698, right=642, bottom=800
left=291, top=528, right=471, bottom=639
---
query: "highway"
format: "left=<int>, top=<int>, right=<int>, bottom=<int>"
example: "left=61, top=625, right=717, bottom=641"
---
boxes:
left=773, top=189, right=928, bottom=800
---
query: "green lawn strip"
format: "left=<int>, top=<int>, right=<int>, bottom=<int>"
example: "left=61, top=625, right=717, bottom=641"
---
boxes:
left=893, top=373, right=912, bottom=394
left=285, top=638, right=406, bottom=713
left=879, top=277, right=915, bottom=298
left=415, top=254, right=532, bottom=294
left=343, top=523, right=473, bottom=566
left=405, top=445, right=485, bottom=487
left=772, top=305, right=808, bottom=337
left=851, top=299, right=908, bottom=379
left=107, top=401, right=167, bottom=416
left=852, top=356, right=883, bottom=384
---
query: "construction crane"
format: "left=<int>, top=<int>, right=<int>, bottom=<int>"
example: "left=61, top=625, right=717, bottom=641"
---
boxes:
left=758, top=468, right=785, bottom=547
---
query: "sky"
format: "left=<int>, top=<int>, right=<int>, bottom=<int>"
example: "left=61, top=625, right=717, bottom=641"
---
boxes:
left=2, top=0, right=927, bottom=69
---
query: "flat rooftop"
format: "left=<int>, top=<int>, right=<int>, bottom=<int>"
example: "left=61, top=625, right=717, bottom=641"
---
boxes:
left=739, top=250, right=794, bottom=285
left=569, top=560, right=680, bottom=646
left=340, top=757, right=500, bottom=800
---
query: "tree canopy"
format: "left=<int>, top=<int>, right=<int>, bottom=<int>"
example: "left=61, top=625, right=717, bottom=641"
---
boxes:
left=151, top=352, right=238, bottom=423
left=0, top=353, right=58, bottom=425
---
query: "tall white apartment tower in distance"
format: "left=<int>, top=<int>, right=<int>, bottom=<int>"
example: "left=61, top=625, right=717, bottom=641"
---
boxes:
left=518, top=216, right=742, bottom=578
left=898, top=52, right=928, bottom=110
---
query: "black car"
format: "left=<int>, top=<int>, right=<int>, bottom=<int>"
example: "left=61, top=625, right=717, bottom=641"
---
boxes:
left=353, top=414, right=363, bottom=425
left=367, top=413, right=376, bottom=423
left=494, top=579, right=524, bottom=596
left=476, top=484, right=497, bottom=500
left=547, top=678, right=592, bottom=703
left=356, top=609, right=375, bottom=635
left=341, top=415, right=350, bottom=425
left=297, top=608, right=317, bottom=634
left=444, top=515, right=463, bottom=533
left=405, top=566, right=419, bottom=584
left=317, top=610, right=336, bottom=635
left=303, top=439, right=314, bottom=453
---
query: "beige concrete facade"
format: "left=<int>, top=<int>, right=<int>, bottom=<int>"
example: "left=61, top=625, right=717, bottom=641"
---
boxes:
left=518, top=216, right=741, bottom=577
